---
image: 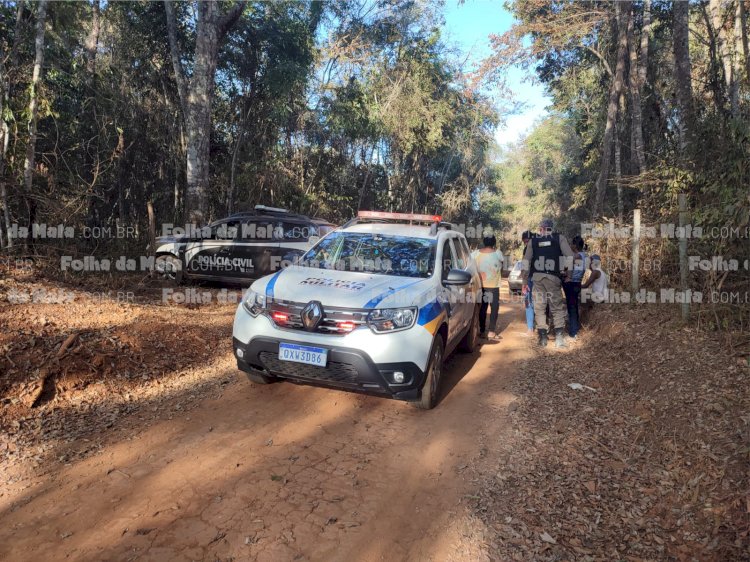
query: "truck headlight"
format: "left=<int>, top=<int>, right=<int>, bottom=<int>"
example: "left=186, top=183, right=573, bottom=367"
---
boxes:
left=242, top=290, right=267, bottom=317
left=367, top=307, right=417, bottom=333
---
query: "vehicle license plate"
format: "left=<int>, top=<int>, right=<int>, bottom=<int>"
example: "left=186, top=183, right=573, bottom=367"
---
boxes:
left=278, top=343, right=328, bottom=366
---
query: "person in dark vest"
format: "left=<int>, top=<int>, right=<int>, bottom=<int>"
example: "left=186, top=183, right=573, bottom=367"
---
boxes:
left=522, top=218, right=575, bottom=348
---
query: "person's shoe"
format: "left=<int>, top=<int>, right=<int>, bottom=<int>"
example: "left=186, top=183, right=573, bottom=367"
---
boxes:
left=479, top=331, right=487, bottom=339
left=488, top=331, right=497, bottom=340
left=537, top=329, right=548, bottom=347
left=555, top=328, right=568, bottom=348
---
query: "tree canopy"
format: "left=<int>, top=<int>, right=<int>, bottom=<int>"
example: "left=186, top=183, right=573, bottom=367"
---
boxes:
left=0, top=0, right=747, bottom=270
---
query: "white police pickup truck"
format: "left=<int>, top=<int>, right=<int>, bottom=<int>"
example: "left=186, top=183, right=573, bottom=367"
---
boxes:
left=232, top=211, right=482, bottom=409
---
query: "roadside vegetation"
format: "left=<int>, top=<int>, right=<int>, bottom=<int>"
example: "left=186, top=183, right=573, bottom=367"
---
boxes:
left=0, top=1, right=748, bottom=559
left=2, top=0, right=746, bottom=324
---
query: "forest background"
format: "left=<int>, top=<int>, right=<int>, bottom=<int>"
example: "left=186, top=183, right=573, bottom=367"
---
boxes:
left=0, top=0, right=748, bottom=326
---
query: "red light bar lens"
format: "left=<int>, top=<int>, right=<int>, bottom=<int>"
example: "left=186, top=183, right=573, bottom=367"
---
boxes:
left=272, top=312, right=288, bottom=323
left=338, top=321, right=355, bottom=332
left=358, top=210, right=441, bottom=223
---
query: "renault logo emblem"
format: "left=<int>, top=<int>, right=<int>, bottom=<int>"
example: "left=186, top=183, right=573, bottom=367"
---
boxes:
left=301, top=301, right=323, bottom=331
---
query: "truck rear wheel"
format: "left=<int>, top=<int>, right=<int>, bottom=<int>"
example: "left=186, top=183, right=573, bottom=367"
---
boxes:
left=154, top=254, right=183, bottom=284
left=459, top=305, right=480, bottom=352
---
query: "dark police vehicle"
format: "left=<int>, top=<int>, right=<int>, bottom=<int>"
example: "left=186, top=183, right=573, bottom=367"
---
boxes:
left=153, top=206, right=336, bottom=284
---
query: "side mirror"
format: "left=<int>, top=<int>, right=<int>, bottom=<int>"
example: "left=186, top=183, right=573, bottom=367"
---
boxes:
left=443, top=269, right=472, bottom=286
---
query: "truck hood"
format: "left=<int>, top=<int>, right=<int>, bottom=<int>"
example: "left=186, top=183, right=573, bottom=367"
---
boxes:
left=252, top=266, right=434, bottom=309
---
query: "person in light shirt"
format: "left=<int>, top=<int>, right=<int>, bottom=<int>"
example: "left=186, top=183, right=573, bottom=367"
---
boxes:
left=581, top=254, right=609, bottom=310
left=472, top=234, right=504, bottom=340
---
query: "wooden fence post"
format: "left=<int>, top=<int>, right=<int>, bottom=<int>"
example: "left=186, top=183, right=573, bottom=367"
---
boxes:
left=678, top=194, right=689, bottom=321
left=632, top=209, right=640, bottom=293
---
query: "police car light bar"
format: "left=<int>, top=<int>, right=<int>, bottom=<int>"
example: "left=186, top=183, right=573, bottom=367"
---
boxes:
left=357, top=210, right=442, bottom=223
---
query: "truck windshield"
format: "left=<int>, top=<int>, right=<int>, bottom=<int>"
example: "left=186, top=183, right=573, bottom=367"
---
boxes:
left=300, top=233, right=436, bottom=278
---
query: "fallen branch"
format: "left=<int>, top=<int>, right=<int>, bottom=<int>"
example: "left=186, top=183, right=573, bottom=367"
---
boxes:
left=56, top=332, right=79, bottom=358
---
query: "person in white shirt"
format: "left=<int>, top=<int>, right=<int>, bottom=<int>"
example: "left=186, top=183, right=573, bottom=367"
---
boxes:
left=581, top=254, right=608, bottom=324
left=581, top=254, right=608, bottom=300
left=472, top=235, right=503, bottom=339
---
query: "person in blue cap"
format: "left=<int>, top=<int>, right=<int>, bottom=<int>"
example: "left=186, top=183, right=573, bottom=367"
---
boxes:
left=522, top=218, right=575, bottom=348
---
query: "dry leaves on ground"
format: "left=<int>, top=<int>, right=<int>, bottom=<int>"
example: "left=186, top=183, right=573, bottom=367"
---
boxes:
left=472, top=305, right=749, bottom=561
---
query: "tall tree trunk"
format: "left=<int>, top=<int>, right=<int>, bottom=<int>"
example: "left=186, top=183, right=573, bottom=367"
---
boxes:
left=673, top=0, right=694, bottom=154
left=710, top=0, right=736, bottom=114
left=732, top=0, right=744, bottom=117
left=593, top=1, right=630, bottom=216
left=173, top=141, right=182, bottom=222
left=228, top=109, right=247, bottom=215
left=702, top=3, right=728, bottom=114
left=615, top=91, right=625, bottom=222
left=85, top=0, right=100, bottom=78
left=638, top=0, right=651, bottom=97
left=357, top=144, right=376, bottom=210
left=83, top=0, right=101, bottom=231
left=0, top=1, right=24, bottom=248
left=164, top=0, right=188, bottom=118
left=164, top=0, right=245, bottom=225
left=22, top=0, right=49, bottom=241
left=627, top=2, right=647, bottom=175
left=184, top=1, right=218, bottom=223
left=741, top=0, right=750, bottom=83
left=0, top=64, right=8, bottom=249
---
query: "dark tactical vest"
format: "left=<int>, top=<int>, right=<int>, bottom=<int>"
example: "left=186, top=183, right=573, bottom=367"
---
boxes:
left=531, top=233, right=562, bottom=275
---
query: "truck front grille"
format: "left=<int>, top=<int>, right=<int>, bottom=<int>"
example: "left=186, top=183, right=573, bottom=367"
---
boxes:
left=258, top=351, right=360, bottom=385
left=267, top=299, right=369, bottom=335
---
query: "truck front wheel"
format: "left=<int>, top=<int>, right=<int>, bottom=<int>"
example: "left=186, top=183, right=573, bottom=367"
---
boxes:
left=413, top=334, right=444, bottom=410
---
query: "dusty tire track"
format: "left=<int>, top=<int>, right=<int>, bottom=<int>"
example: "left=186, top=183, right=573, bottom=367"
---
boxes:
left=0, top=302, right=531, bottom=561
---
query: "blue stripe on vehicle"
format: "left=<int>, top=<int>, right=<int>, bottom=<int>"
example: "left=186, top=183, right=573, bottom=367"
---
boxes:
left=265, top=270, right=282, bottom=298
left=417, top=300, right=444, bottom=325
left=363, top=279, right=423, bottom=309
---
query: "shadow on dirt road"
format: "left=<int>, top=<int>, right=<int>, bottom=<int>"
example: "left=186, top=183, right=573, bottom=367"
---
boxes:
left=0, top=300, right=531, bottom=562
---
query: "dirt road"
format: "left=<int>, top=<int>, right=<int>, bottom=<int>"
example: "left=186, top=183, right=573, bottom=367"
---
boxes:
left=0, top=301, right=530, bottom=561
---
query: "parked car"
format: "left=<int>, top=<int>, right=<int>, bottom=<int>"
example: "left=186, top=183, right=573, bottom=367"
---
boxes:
left=153, top=206, right=336, bottom=284
left=232, top=210, right=482, bottom=409
left=507, top=260, right=525, bottom=293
